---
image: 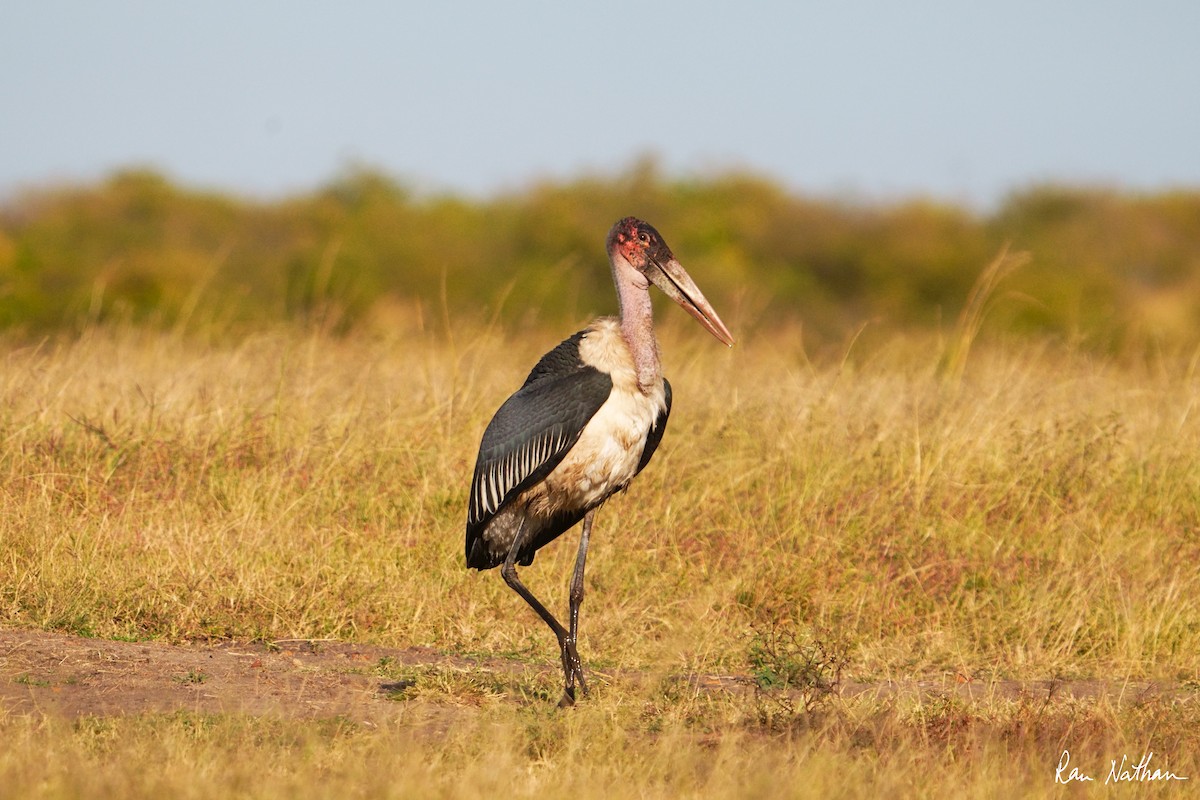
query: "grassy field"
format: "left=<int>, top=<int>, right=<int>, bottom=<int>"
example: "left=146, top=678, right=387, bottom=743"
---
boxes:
left=2, top=317, right=1198, bottom=796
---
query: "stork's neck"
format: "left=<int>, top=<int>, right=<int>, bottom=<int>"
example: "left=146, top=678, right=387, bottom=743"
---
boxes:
left=613, top=270, right=662, bottom=393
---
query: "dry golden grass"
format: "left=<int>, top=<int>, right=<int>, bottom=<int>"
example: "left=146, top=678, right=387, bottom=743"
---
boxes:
left=2, top=318, right=1199, bottom=796
left=0, top=688, right=1196, bottom=799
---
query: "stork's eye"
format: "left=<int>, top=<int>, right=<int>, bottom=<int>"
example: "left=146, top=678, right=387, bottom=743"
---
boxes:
left=638, top=232, right=650, bottom=244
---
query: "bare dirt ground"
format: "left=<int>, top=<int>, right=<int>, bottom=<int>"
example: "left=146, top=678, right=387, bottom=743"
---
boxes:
left=0, top=627, right=1190, bottom=723
left=0, top=627, right=463, bottom=724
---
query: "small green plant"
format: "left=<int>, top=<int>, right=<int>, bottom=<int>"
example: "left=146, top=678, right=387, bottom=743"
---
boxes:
left=14, top=674, right=51, bottom=687
left=172, top=670, right=208, bottom=686
left=747, top=620, right=850, bottom=728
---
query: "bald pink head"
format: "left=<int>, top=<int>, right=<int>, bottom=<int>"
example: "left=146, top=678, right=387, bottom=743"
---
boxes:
left=605, top=217, right=734, bottom=347
left=606, top=217, right=673, bottom=272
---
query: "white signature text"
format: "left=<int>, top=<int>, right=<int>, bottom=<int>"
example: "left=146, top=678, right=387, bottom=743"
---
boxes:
left=1056, top=749, right=1189, bottom=784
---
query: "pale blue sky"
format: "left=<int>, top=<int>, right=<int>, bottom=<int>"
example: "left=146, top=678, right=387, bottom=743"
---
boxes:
left=3, top=1, right=1198, bottom=207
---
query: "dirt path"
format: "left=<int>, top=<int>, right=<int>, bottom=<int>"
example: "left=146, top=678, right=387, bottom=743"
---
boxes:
left=0, top=628, right=454, bottom=723
left=0, top=627, right=1190, bottom=722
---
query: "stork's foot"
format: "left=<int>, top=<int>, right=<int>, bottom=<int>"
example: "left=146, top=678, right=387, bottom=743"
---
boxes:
left=558, top=638, right=588, bottom=707
left=556, top=675, right=587, bottom=708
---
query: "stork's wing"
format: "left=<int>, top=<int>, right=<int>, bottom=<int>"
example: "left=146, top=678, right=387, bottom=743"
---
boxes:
left=635, top=378, right=671, bottom=476
left=466, top=332, right=613, bottom=565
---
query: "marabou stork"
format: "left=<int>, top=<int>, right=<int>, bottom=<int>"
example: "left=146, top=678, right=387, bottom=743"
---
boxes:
left=465, top=217, right=734, bottom=706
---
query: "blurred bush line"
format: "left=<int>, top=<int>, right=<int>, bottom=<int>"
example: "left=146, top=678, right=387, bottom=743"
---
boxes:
left=2, top=161, right=1198, bottom=350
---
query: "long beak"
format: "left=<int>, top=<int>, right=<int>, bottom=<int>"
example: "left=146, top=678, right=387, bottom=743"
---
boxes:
left=648, top=258, right=735, bottom=347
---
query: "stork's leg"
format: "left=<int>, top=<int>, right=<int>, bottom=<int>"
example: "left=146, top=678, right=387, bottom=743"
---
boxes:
left=500, top=521, right=581, bottom=707
left=565, top=509, right=595, bottom=699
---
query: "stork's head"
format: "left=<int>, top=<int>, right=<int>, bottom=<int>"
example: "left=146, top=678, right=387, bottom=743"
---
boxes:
left=607, top=217, right=735, bottom=347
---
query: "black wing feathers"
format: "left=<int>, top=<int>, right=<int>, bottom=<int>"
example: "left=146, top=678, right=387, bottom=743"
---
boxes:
left=465, top=332, right=613, bottom=558
left=522, top=330, right=588, bottom=386
left=635, top=378, right=671, bottom=477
